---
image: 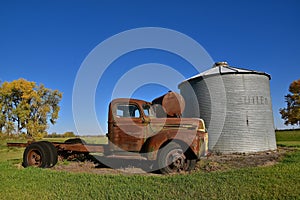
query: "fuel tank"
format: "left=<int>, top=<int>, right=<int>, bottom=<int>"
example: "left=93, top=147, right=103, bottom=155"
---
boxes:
left=152, top=91, right=185, bottom=117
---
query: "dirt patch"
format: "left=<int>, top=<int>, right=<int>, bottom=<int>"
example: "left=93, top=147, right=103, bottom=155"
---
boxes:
left=52, top=162, right=126, bottom=175
left=51, top=159, right=157, bottom=175
left=50, top=147, right=296, bottom=175
left=197, top=147, right=294, bottom=172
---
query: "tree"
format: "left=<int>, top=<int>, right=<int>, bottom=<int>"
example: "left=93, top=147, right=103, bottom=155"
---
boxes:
left=0, top=78, right=62, bottom=137
left=280, top=79, right=300, bottom=126
left=63, top=131, right=76, bottom=137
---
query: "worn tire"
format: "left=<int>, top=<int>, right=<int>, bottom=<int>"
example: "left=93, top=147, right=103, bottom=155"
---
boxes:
left=23, top=142, right=52, bottom=168
left=40, top=141, right=58, bottom=167
left=158, top=142, right=196, bottom=174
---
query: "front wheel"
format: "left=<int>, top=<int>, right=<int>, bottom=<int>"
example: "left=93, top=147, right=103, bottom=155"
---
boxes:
left=158, top=142, right=196, bottom=174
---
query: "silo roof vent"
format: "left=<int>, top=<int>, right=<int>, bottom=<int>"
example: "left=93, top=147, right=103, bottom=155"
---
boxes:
left=213, top=61, right=228, bottom=68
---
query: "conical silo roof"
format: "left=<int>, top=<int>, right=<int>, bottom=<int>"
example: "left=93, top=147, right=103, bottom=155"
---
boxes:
left=179, top=62, right=271, bottom=87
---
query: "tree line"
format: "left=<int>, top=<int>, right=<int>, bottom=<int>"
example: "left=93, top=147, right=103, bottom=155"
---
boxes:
left=0, top=78, right=62, bottom=137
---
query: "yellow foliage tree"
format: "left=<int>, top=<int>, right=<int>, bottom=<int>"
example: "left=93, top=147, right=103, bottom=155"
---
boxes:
left=0, top=78, right=62, bottom=137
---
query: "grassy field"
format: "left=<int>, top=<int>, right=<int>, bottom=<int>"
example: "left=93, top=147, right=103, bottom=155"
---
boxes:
left=0, top=132, right=299, bottom=199
left=276, top=129, right=300, bottom=147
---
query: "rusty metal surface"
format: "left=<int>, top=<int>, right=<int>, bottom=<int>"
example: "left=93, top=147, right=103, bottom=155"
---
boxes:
left=53, top=143, right=106, bottom=153
left=107, top=97, right=208, bottom=160
left=144, top=128, right=207, bottom=160
left=107, top=98, right=150, bottom=152
left=152, top=91, right=185, bottom=117
left=26, top=148, right=43, bottom=167
left=7, top=141, right=107, bottom=153
left=106, top=154, right=147, bottom=160
left=7, top=141, right=32, bottom=147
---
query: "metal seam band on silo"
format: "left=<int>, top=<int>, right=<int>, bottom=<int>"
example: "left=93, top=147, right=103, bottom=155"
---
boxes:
left=178, top=62, right=277, bottom=153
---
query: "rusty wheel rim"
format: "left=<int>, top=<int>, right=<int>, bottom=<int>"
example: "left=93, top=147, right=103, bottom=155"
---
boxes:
left=165, top=149, right=186, bottom=172
left=27, top=149, right=42, bottom=167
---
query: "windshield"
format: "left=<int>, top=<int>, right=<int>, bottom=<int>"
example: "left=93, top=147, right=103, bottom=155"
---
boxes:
left=142, top=104, right=156, bottom=117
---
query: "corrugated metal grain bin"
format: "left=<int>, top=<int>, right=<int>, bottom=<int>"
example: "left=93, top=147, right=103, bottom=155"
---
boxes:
left=178, top=62, right=277, bottom=153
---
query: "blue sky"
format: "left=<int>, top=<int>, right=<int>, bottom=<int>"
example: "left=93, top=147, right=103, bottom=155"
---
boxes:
left=0, top=0, right=299, bottom=134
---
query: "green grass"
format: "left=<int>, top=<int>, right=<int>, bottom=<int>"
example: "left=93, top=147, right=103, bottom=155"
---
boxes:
left=0, top=132, right=299, bottom=199
left=0, top=150, right=299, bottom=199
left=0, top=139, right=25, bottom=162
left=276, top=129, right=300, bottom=147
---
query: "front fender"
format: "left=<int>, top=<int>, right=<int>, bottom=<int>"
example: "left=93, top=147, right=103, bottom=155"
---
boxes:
left=143, top=129, right=200, bottom=160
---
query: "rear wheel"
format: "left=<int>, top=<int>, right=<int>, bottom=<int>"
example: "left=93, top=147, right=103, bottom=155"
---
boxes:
left=39, top=141, right=58, bottom=167
left=158, top=142, right=196, bottom=174
left=23, top=142, right=51, bottom=168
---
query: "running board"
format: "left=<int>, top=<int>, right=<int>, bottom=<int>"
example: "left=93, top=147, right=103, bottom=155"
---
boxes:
left=106, top=155, right=147, bottom=160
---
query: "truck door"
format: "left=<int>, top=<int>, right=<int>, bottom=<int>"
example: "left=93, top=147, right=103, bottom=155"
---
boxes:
left=110, top=102, right=147, bottom=152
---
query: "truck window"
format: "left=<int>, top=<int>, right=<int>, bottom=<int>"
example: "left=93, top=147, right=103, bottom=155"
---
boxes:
left=143, top=104, right=155, bottom=117
left=115, top=104, right=140, bottom=118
